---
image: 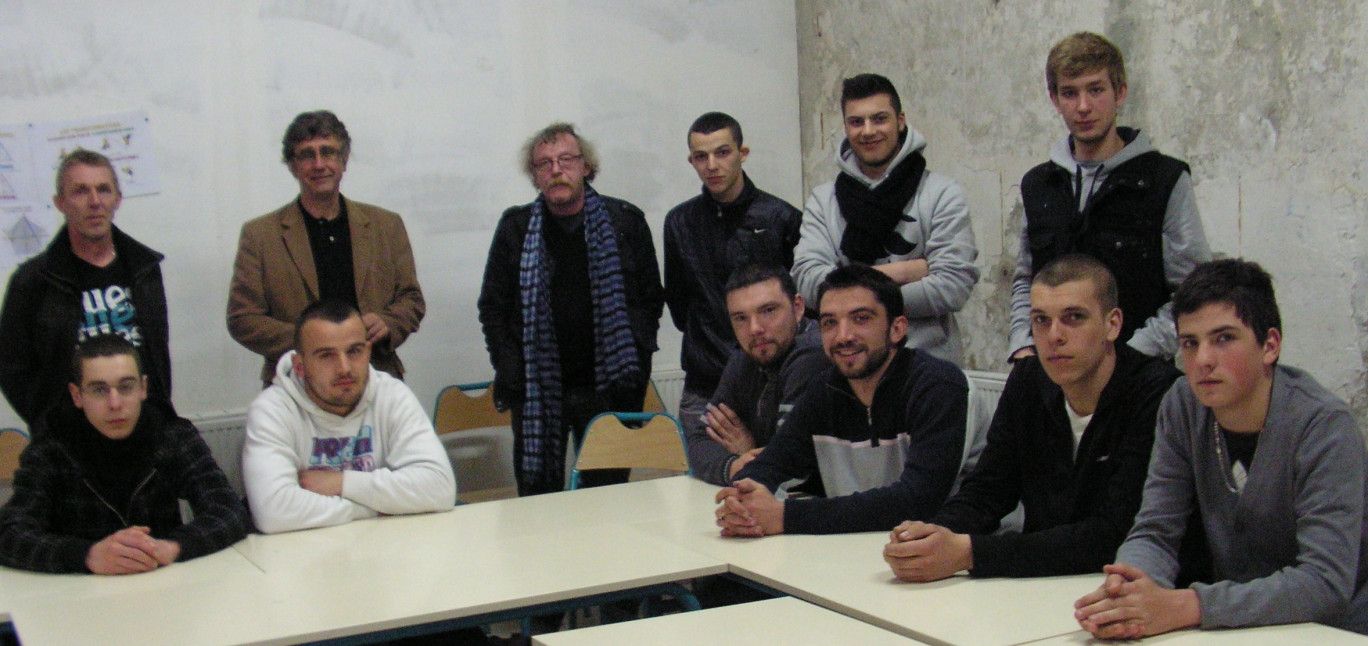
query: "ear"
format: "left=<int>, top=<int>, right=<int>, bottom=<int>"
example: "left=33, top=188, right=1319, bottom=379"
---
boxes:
left=738, top=146, right=750, bottom=163
left=1104, top=307, right=1123, bottom=343
left=69, top=383, right=84, bottom=410
left=1114, top=82, right=1129, bottom=108
left=791, top=293, right=806, bottom=319
left=896, top=112, right=907, bottom=133
left=137, top=375, right=148, bottom=401
left=291, top=352, right=306, bottom=378
left=888, top=315, right=910, bottom=345
left=1261, top=328, right=1282, bottom=367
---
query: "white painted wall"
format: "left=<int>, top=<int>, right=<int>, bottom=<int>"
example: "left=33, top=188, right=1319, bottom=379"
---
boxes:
left=0, top=0, right=802, bottom=429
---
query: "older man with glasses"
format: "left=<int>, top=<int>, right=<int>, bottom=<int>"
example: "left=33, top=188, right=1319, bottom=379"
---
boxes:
left=478, top=122, right=664, bottom=497
left=228, top=110, right=426, bottom=387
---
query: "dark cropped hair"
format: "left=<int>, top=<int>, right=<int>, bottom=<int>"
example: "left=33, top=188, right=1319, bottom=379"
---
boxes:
left=841, top=73, right=902, bottom=115
left=282, top=110, right=351, bottom=163
left=71, top=334, right=142, bottom=384
left=724, top=263, right=797, bottom=301
left=817, top=264, right=904, bottom=341
left=1172, top=259, right=1281, bottom=345
left=294, top=299, right=363, bottom=351
left=55, top=149, right=120, bottom=197
left=688, top=111, right=743, bottom=147
left=1033, top=253, right=1119, bottom=313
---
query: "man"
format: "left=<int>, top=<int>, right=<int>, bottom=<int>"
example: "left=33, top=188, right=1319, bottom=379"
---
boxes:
left=714, top=264, right=966, bottom=536
left=685, top=264, right=828, bottom=486
left=0, top=149, right=172, bottom=427
left=1076, top=259, right=1368, bottom=637
left=665, top=112, right=802, bottom=433
left=228, top=110, right=425, bottom=387
left=882, top=254, right=1180, bottom=582
left=792, top=73, right=979, bottom=366
left=1009, top=32, right=1210, bottom=361
left=242, top=299, right=455, bottom=535
left=0, top=334, right=247, bottom=574
left=478, top=122, right=664, bottom=497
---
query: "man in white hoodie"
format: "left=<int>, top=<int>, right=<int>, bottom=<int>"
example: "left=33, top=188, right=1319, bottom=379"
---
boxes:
left=242, top=299, right=456, bottom=535
left=792, top=73, right=980, bottom=366
left=1009, top=32, right=1211, bottom=362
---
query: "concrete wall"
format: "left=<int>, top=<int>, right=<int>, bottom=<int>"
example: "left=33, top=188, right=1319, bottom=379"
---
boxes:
left=796, top=0, right=1368, bottom=426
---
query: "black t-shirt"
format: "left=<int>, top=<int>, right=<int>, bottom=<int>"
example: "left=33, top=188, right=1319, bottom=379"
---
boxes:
left=543, top=212, right=595, bottom=389
left=74, top=254, right=144, bottom=348
left=1222, top=428, right=1260, bottom=471
left=301, top=198, right=359, bottom=308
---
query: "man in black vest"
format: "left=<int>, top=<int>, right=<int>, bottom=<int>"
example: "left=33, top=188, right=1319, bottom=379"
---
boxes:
left=1009, top=32, right=1210, bottom=362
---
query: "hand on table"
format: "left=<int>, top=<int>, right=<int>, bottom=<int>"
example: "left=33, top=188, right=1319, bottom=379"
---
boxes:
left=1074, top=563, right=1201, bottom=639
left=882, top=521, right=972, bottom=582
left=714, top=478, right=784, bottom=537
left=86, top=526, right=161, bottom=575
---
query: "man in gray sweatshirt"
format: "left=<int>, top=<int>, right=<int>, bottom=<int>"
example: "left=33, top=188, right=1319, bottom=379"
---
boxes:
left=1074, top=259, right=1368, bottom=637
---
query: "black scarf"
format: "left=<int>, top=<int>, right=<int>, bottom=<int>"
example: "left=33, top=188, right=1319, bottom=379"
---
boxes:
left=834, top=136, right=926, bottom=264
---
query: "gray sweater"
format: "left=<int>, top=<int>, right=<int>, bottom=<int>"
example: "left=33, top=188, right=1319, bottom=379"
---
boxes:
left=1116, top=365, right=1368, bottom=633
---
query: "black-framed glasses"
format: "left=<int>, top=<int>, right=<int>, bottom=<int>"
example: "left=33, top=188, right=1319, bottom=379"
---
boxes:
left=293, top=146, right=343, bottom=162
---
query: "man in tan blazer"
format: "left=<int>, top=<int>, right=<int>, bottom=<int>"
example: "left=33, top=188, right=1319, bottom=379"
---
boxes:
left=228, top=111, right=424, bottom=387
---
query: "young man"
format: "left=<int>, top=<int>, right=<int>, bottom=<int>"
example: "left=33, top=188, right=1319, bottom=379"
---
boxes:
left=0, top=149, right=172, bottom=426
left=478, top=122, right=663, bottom=496
left=714, top=264, right=966, bottom=536
left=242, top=300, right=455, bottom=534
left=792, top=73, right=979, bottom=365
left=229, top=110, right=426, bottom=387
left=882, top=255, right=1180, bottom=581
left=1010, top=32, right=1210, bottom=361
left=1075, top=259, right=1368, bottom=637
left=665, top=112, right=802, bottom=440
left=685, top=264, right=828, bottom=485
left=0, top=335, right=247, bottom=574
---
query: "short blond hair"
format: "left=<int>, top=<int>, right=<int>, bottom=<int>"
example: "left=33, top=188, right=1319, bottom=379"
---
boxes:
left=1046, top=32, right=1126, bottom=95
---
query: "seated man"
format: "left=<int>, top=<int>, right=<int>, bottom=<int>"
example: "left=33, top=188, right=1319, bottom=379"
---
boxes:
left=714, top=264, right=966, bottom=536
left=242, top=299, right=456, bottom=534
left=0, top=335, right=248, bottom=574
left=685, top=264, right=829, bottom=485
left=1075, top=259, right=1368, bottom=637
left=882, top=254, right=1180, bottom=581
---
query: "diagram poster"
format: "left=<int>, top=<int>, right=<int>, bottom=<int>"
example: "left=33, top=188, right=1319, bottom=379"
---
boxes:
left=0, top=123, right=40, bottom=206
left=30, top=111, right=161, bottom=198
left=0, top=203, right=57, bottom=271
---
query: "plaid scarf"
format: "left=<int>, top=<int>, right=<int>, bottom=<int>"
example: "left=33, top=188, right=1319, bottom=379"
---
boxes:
left=518, top=185, right=642, bottom=490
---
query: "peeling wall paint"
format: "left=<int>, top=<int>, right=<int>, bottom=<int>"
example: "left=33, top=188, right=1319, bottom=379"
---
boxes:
left=797, top=0, right=1368, bottom=427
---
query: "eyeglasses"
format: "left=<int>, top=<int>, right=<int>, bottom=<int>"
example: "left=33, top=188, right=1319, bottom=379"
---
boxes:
left=531, top=154, right=583, bottom=173
left=293, top=146, right=343, bottom=162
left=81, top=380, right=141, bottom=400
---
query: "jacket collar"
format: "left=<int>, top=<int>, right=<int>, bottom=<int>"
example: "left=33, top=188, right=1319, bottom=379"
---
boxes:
left=39, top=225, right=164, bottom=285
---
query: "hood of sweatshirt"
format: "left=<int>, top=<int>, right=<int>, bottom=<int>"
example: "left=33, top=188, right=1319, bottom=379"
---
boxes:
left=836, top=125, right=929, bottom=190
left=1048, top=127, right=1155, bottom=205
left=271, top=350, right=379, bottom=434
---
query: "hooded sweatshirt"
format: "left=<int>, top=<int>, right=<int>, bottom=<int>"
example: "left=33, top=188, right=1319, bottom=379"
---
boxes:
left=792, top=126, right=980, bottom=366
left=1009, top=128, right=1211, bottom=358
left=242, top=352, right=456, bottom=534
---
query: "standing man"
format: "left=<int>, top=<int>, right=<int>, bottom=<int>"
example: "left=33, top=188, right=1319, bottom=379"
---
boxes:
left=714, top=264, right=966, bottom=536
left=792, top=73, right=979, bottom=366
left=242, top=300, right=455, bottom=535
left=1010, top=32, right=1210, bottom=361
left=1075, top=260, right=1368, bottom=637
left=685, top=264, right=828, bottom=486
left=478, top=123, right=664, bottom=496
left=0, top=335, right=247, bottom=575
left=228, top=110, right=425, bottom=387
left=0, top=149, right=172, bottom=427
left=665, top=112, right=802, bottom=433
left=882, top=255, right=1181, bottom=582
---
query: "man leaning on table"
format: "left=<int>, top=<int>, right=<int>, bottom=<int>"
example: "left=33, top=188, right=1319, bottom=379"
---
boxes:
left=0, top=335, right=248, bottom=575
left=714, top=264, right=966, bottom=536
left=882, top=254, right=1182, bottom=582
left=242, top=299, right=455, bottom=535
left=1075, top=259, right=1368, bottom=637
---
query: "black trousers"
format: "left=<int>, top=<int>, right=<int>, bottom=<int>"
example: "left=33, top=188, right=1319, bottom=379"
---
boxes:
left=510, top=382, right=645, bottom=496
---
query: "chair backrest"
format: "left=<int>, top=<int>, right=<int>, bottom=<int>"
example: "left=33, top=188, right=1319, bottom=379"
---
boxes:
left=432, top=382, right=511, bottom=435
left=641, top=380, right=667, bottom=414
left=0, top=428, right=31, bottom=484
left=570, top=412, right=689, bottom=490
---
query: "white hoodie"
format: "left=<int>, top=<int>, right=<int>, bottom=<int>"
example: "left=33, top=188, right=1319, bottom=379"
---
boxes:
left=243, top=352, right=456, bottom=534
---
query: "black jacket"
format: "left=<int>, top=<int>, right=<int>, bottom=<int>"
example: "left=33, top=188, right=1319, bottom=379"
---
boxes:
left=477, top=193, right=664, bottom=410
left=931, top=345, right=1180, bottom=577
left=663, top=176, right=801, bottom=394
left=0, top=403, right=249, bottom=573
left=0, top=226, right=172, bottom=427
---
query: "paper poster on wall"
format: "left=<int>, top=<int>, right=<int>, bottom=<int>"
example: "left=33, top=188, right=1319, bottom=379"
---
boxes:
left=0, top=123, right=41, bottom=206
left=0, top=203, right=56, bottom=271
left=30, top=111, right=161, bottom=198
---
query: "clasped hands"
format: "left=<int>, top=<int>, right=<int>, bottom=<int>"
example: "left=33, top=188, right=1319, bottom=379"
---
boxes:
left=85, top=526, right=180, bottom=575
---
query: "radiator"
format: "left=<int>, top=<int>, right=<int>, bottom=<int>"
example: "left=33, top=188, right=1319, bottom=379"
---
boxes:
left=187, top=410, right=248, bottom=499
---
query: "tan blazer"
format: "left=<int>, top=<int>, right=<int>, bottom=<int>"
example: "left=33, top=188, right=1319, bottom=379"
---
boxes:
left=227, top=198, right=425, bottom=385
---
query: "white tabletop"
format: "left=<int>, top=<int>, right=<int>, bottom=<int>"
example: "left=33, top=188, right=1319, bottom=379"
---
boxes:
left=1034, top=624, right=1368, bottom=645
left=531, top=596, right=930, bottom=646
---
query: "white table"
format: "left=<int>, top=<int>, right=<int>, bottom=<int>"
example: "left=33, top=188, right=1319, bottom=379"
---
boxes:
left=531, top=596, right=929, bottom=645
left=1034, top=624, right=1368, bottom=645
